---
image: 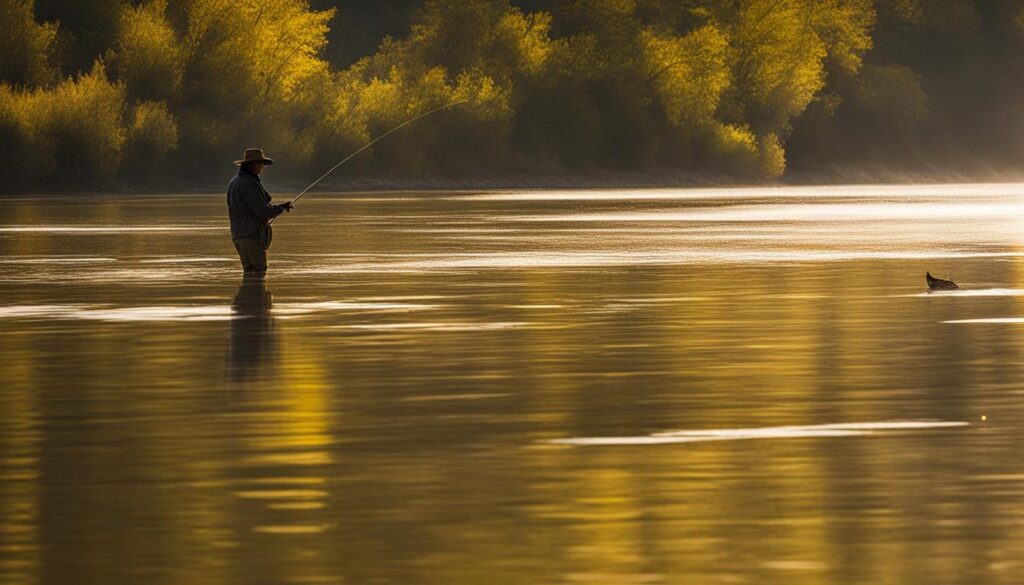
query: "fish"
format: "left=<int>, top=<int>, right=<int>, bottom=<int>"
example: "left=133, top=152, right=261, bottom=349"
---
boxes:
left=927, top=272, right=959, bottom=291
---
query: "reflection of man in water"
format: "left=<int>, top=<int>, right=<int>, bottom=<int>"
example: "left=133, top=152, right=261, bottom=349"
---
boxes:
left=226, top=148, right=293, bottom=274
left=227, top=276, right=277, bottom=381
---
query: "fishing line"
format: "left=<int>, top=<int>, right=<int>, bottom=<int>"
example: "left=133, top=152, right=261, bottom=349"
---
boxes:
left=270, top=99, right=470, bottom=223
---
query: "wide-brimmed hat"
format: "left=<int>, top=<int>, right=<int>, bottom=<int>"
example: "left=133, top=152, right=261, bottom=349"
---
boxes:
left=234, top=148, right=275, bottom=166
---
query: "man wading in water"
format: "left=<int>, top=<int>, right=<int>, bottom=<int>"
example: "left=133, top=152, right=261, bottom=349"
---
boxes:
left=227, top=148, right=293, bottom=273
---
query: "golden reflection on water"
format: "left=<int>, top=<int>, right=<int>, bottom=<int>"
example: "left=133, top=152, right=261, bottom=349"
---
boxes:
left=226, top=275, right=337, bottom=571
left=3, top=186, right=1024, bottom=583
left=0, top=333, right=40, bottom=584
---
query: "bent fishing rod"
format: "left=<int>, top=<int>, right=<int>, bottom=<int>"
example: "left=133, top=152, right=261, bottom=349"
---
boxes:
left=270, top=99, right=469, bottom=224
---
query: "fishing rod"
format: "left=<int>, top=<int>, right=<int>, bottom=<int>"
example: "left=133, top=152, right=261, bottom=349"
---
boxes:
left=270, top=99, right=470, bottom=223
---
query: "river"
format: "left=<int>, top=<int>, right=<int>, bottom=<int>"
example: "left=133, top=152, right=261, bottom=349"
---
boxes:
left=2, top=184, right=1024, bottom=584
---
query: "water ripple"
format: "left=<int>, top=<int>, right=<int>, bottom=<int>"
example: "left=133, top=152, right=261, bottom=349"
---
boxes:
left=548, top=421, right=969, bottom=446
left=944, top=318, right=1024, bottom=324
left=0, top=225, right=219, bottom=233
left=445, top=183, right=1024, bottom=201
left=0, top=304, right=234, bottom=322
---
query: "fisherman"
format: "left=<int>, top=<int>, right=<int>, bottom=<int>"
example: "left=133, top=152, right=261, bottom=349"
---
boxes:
left=227, top=148, right=293, bottom=273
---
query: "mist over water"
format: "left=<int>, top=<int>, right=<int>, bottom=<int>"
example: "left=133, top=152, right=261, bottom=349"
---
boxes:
left=2, top=184, right=1024, bottom=584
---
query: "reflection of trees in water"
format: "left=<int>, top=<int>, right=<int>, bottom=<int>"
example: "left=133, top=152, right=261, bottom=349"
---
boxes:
left=227, top=276, right=277, bottom=382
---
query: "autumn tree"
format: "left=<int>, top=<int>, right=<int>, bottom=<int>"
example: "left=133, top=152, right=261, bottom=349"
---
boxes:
left=102, top=0, right=337, bottom=176
left=323, top=0, right=550, bottom=175
left=0, top=63, right=127, bottom=186
left=0, top=0, right=59, bottom=86
left=108, top=0, right=184, bottom=103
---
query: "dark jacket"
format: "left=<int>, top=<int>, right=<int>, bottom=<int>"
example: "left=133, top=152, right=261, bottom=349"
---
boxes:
left=226, top=168, right=285, bottom=240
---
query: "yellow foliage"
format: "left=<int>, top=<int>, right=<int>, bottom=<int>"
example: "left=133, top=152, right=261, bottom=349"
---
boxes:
left=0, top=83, right=55, bottom=183
left=178, top=0, right=334, bottom=113
left=811, top=0, right=875, bottom=74
left=711, top=123, right=758, bottom=158
left=454, top=71, right=512, bottom=120
left=0, top=63, right=127, bottom=184
left=758, top=133, right=786, bottom=178
left=0, top=0, right=884, bottom=184
left=732, top=0, right=828, bottom=131
left=0, top=0, right=58, bottom=87
left=323, top=68, right=373, bottom=145
left=384, top=0, right=555, bottom=95
left=124, top=100, right=178, bottom=164
left=140, top=0, right=338, bottom=170
left=641, top=24, right=730, bottom=128
left=703, top=122, right=762, bottom=177
left=38, top=63, right=127, bottom=181
left=248, top=1, right=334, bottom=102
left=404, top=67, right=456, bottom=114
left=495, top=11, right=554, bottom=77
left=109, top=0, right=184, bottom=101
left=359, top=74, right=406, bottom=127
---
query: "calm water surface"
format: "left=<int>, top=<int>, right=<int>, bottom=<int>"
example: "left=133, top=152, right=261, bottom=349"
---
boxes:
left=3, top=184, right=1024, bottom=584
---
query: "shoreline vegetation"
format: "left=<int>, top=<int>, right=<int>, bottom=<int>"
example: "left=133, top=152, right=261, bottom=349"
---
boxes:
left=3, top=1, right=1024, bottom=193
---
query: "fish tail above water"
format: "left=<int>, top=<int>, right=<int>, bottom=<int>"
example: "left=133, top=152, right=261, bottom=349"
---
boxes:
left=929, top=272, right=958, bottom=290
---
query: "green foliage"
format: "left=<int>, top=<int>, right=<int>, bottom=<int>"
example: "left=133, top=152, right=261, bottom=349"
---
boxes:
left=818, top=63, right=928, bottom=162
left=782, top=93, right=842, bottom=166
left=0, top=0, right=59, bottom=86
left=852, top=63, right=928, bottom=132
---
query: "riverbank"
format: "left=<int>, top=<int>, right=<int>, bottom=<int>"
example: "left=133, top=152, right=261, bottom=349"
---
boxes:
left=5, top=165, right=1024, bottom=196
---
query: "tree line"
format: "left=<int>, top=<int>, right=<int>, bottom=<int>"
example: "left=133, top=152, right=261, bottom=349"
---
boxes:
left=1, top=0, right=1022, bottom=190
